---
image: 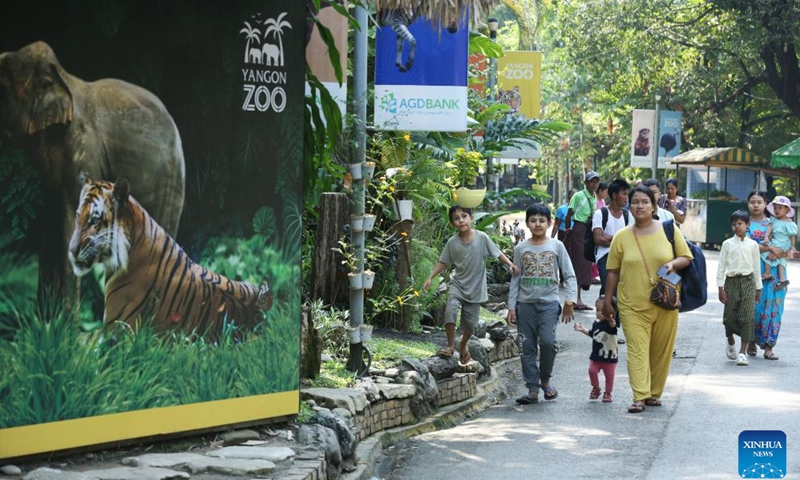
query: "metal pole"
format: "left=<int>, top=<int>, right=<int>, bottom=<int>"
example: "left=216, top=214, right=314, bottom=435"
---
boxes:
left=346, top=3, right=367, bottom=374
left=651, top=94, right=661, bottom=179
left=486, top=18, right=499, bottom=191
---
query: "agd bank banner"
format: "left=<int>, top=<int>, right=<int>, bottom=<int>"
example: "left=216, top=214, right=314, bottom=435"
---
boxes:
left=374, top=11, right=469, bottom=131
left=0, top=0, right=302, bottom=458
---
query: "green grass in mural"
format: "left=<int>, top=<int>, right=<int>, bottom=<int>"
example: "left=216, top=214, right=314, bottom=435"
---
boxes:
left=0, top=236, right=301, bottom=430
left=0, top=301, right=299, bottom=430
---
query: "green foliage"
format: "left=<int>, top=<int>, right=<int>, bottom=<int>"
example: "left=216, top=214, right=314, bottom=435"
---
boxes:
left=306, top=360, right=353, bottom=389
left=368, top=337, right=438, bottom=369
left=309, top=299, right=350, bottom=360
left=0, top=149, right=43, bottom=240
left=0, top=238, right=37, bottom=339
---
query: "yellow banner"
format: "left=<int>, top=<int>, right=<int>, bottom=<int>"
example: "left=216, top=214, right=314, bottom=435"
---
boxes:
left=497, top=51, right=542, bottom=119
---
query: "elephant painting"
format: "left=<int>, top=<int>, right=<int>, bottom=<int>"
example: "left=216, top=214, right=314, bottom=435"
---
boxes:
left=262, top=43, right=280, bottom=66
left=0, top=41, right=186, bottom=304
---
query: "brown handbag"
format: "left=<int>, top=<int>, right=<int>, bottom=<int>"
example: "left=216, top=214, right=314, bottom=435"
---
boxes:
left=634, top=230, right=681, bottom=311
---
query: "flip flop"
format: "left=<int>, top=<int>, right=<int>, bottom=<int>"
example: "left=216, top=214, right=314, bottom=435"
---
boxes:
left=644, top=397, right=662, bottom=407
left=459, top=349, right=472, bottom=365
left=764, top=352, right=780, bottom=360
left=627, top=402, right=646, bottom=413
left=543, top=385, right=559, bottom=400
left=437, top=347, right=454, bottom=358
left=746, top=342, right=757, bottom=357
left=515, top=393, right=538, bottom=405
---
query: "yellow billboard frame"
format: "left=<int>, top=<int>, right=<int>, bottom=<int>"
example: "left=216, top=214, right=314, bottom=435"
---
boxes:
left=0, top=390, right=298, bottom=459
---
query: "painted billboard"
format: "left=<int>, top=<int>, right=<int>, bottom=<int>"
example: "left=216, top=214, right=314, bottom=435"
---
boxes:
left=374, top=10, right=469, bottom=131
left=0, top=0, right=302, bottom=458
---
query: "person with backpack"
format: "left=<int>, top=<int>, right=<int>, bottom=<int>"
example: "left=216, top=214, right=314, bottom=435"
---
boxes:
left=591, top=179, right=633, bottom=298
left=565, top=171, right=600, bottom=310
left=601, top=186, right=694, bottom=414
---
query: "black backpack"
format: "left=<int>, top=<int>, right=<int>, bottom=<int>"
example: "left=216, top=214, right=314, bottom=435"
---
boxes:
left=663, top=220, right=708, bottom=312
left=584, top=207, right=629, bottom=262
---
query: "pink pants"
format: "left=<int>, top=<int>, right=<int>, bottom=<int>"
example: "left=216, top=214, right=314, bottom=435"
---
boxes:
left=592, top=263, right=600, bottom=278
left=589, top=360, right=616, bottom=393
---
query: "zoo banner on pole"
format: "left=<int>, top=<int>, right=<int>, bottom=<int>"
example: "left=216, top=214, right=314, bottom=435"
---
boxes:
left=305, top=0, right=348, bottom=121
left=631, top=109, right=655, bottom=168
left=0, top=0, right=302, bottom=459
left=374, top=13, right=469, bottom=131
left=658, top=110, right=682, bottom=169
left=496, top=51, right=542, bottom=119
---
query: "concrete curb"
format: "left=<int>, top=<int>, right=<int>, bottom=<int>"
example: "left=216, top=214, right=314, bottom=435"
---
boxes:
left=342, top=357, right=517, bottom=480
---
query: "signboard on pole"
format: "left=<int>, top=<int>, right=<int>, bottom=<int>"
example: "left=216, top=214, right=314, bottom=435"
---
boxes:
left=0, top=0, right=302, bottom=458
left=631, top=109, right=655, bottom=168
left=374, top=13, right=469, bottom=131
left=305, top=1, right=348, bottom=121
left=496, top=51, right=542, bottom=119
left=657, top=110, right=682, bottom=169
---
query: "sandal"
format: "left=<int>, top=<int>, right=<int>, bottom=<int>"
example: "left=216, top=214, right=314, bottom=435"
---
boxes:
left=627, top=402, right=645, bottom=413
left=746, top=342, right=757, bottom=357
left=515, top=393, right=538, bottom=405
left=644, top=397, right=662, bottom=407
left=764, top=351, right=780, bottom=360
left=775, top=280, right=790, bottom=291
left=589, top=386, right=601, bottom=400
left=543, top=385, right=559, bottom=400
left=602, top=392, right=612, bottom=403
left=459, top=348, right=472, bottom=365
left=437, top=347, right=454, bottom=358
left=574, top=304, right=593, bottom=311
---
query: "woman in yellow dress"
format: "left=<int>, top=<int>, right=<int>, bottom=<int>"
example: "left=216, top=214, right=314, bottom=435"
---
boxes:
left=601, top=185, right=693, bottom=413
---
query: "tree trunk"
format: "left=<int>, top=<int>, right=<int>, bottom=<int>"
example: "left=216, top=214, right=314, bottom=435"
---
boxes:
left=300, top=305, right=322, bottom=379
left=388, top=219, right=414, bottom=330
left=312, top=192, right=350, bottom=306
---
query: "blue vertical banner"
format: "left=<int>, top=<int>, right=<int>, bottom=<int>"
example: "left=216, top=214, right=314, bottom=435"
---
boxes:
left=658, top=110, right=683, bottom=169
left=374, top=11, right=469, bottom=131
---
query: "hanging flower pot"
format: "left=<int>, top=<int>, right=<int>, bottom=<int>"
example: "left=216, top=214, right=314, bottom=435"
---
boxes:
left=359, top=324, right=373, bottom=343
left=362, top=214, right=377, bottom=232
left=453, top=187, right=486, bottom=208
left=362, top=161, right=376, bottom=182
left=348, top=272, right=363, bottom=290
left=351, top=215, right=364, bottom=232
left=347, top=326, right=361, bottom=344
left=349, top=162, right=363, bottom=180
left=397, top=199, right=414, bottom=221
left=362, top=269, right=376, bottom=289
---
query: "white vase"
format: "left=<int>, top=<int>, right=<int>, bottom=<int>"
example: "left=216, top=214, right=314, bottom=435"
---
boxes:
left=351, top=215, right=364, bottom=232
left=362, top=269, right=376, bottom=289
left=349, top=163, right=363, bottom=180
left=360, top=324, right=373, bottom=343
left=348, top=272, right=363, bottom=290
left=362, top=214, right=377, bottom=232
left=347, top=326, right=361, bottom=343
left=397, top=199, right=413, bottom=221
left=362, top=162, right=376, bottom=182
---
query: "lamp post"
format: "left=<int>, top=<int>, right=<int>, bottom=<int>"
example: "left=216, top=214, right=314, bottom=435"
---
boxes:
left=486, top=18, right=499, bottom=191
left=651, top=94, right=661, bottom=178
left=487, top=18, right=499, bottom=94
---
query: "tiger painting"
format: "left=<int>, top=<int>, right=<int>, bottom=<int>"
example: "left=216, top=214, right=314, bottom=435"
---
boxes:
left=498, top=86, right=521, bottom=113
left=68, top=176, right=273, bottom=341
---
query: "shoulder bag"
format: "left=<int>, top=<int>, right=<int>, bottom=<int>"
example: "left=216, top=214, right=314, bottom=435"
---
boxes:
left=633, top=229, right=681, bottom=311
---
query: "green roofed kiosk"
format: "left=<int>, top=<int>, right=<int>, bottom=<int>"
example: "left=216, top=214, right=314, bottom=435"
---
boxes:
left=669, top=147, right=800, bottom=247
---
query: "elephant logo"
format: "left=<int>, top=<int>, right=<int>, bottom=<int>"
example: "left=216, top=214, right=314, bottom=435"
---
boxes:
left=240, top=12, right=292, bottom=67
left=592, top=330, right=618, bottom=360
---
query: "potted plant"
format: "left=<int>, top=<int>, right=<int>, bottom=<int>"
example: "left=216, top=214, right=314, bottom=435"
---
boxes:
left=448, top=148, right=486, bottom=208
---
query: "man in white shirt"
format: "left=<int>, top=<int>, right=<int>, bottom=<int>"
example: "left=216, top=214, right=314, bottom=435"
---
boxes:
left=644, top=178, right=674, bottom=222
left=592, top=179, right=634, bottom=297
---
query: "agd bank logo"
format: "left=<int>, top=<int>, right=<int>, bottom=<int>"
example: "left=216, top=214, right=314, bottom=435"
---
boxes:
left=239, top=11, right=292, bottom=113
left=380, top=92, right=397, bottom=114
left=739, top=430, right=786, bottom=478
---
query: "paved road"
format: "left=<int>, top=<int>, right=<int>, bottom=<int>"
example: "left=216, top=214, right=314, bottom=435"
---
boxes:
left=388, top=250, right=800, bottom=479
